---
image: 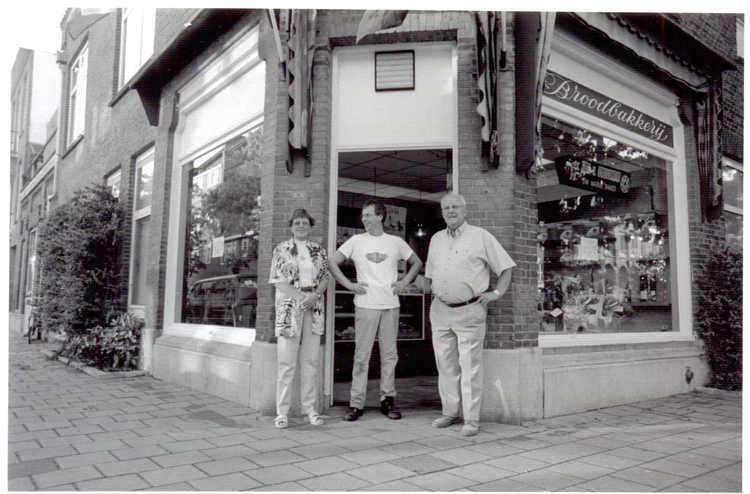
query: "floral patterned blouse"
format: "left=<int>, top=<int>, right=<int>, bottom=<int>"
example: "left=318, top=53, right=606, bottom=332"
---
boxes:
left=269, top=238, right=329, bottom=338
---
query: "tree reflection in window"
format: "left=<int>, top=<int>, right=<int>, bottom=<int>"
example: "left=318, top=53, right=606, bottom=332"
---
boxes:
left=182, top=127, right=262, bottom=328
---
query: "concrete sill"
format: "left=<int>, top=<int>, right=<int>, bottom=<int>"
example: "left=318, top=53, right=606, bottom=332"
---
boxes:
left=39, top=349, right=148, bottom=380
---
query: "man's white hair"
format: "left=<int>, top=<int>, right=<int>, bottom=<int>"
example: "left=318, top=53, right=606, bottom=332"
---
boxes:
left=440, top=193, right=467, bottom=208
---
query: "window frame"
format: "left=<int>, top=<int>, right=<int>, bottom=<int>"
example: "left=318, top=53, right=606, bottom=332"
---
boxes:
left=118, top=8, right=156, bottom=89
left=67, top=43, right=89, bottom=145
left=128, top=148, right=155, bottom=314
left=538, top=32, right=693, bottom=348
left=106, top=168, right=122, bottom=199
left=723, top=156, right=743, bottom=216
left=162, top=26, right=264, bottom=347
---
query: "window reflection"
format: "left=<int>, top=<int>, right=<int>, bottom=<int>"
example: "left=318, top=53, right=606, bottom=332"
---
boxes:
left=181, top=127, right=263, bottom=328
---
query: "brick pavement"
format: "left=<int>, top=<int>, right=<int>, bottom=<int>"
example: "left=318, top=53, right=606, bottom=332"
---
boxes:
left=7, top=331, right=742, bottom=491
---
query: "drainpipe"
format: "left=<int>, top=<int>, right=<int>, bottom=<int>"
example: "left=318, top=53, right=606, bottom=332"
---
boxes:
left=514, top=12, right=540, bottom=174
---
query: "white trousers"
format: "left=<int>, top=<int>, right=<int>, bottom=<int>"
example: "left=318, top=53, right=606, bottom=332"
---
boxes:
left=350, top=307, right=399, bottom=408
left=276, top=309, right=320, bottom=416
left=430, top=300, right=487, bottom=421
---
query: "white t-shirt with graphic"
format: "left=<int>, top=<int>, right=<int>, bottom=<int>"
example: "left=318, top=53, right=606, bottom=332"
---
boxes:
left=337, top=232, right=414, bottom=309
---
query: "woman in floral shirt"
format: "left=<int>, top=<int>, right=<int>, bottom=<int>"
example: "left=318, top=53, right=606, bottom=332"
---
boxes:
left=269, top=209, right=329, bottom=428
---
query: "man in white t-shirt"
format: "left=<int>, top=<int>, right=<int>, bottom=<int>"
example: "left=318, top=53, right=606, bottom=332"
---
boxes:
left=329, top=201, right=423, bottom=421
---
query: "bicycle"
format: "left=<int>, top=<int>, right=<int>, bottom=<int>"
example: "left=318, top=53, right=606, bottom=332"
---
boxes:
left=27, top=310, right=42, bottom=344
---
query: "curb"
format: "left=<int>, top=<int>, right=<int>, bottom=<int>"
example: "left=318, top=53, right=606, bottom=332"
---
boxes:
left=39, top=349, right=149, bottom=380
left=695, top=386, right=742, bottom=398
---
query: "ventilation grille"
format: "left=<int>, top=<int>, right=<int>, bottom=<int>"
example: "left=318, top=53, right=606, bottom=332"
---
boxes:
left=375, top=51, right=415, bottom=91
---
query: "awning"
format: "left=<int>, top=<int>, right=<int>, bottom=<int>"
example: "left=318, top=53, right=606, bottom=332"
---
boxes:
left=129, top=9, right=248, bottom=126
left=566, top=12, right=736, bottom=92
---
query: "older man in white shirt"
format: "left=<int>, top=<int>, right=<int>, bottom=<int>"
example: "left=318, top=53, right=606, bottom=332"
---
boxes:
left=425, top=193, right=515, bottom=436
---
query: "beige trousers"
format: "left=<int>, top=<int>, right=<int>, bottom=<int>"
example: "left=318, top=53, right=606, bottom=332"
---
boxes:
left=430, top=299, right=487, bottom=421
left=350, top=307, right=399, bottom=409
left=276, top=309, right=320, bottom=416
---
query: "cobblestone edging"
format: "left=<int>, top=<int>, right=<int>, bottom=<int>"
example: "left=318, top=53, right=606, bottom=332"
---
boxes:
left=39, top=349, right=149, bottom=380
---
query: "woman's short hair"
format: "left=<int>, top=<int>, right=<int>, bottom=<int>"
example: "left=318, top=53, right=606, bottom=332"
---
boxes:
left=288, top=208, right=316, bottom=227
left=362, top=200, right=387, bottom=221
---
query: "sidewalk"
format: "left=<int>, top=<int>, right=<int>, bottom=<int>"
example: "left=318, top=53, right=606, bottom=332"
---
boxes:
left=8, top=331, right=741, bottom=492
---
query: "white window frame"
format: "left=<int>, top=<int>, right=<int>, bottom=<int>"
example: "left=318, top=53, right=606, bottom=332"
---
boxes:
left=723, top=156, right=743, bottom=216
left=67, top=43, right=88, bottom=145
left=128, top=148, right=154, bottom=315
left=119, top=8, right=155, bottom=89
left=106, top=168, right=122, bottom=199
left=163, top=27, right=264, bottom=347
left=539, top=32, right=693, bottom=348
left=737, top=18, right=744, bottom=60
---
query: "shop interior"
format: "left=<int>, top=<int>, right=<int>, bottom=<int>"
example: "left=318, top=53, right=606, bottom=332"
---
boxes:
left=536, top=116, right=673, bottom=334
left=332, top=149, right=451, bottom=409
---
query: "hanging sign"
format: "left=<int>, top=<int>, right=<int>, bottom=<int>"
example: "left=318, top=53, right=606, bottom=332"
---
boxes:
left=544, top=71, right=674, bottom=148
left=555, top=155, right=631, bottom=195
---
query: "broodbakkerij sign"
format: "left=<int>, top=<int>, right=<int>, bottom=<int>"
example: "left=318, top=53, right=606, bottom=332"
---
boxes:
left=555, top=155, right=631, bottom=196
left=544, top=71, right=674, bottom=148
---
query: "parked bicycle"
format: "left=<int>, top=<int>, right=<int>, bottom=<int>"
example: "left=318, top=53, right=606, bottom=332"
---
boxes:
left=27, top=310, right=42, bottom=344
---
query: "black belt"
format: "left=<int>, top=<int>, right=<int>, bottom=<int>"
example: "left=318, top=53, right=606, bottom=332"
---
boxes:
left=439, top=296, right=480, bottom=308
left=299, top=286, right=315, bottom=292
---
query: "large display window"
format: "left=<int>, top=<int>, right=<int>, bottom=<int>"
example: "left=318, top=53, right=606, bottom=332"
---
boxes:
left=537, top=116, right=673, bottom=334
left=180, top=128, right=262, bottom=328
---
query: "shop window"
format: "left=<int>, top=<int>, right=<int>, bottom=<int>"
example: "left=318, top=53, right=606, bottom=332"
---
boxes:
left=67, top=43, right=88, bottom=144
left=537, top=116, right=673, bottom=334
left=180, top=128, right=262, bottom=328
left=723, top=157, right=743, bottom=250
left=119, top=8, right=155, bottom=88
left=106, top=168, right=122, bottom=199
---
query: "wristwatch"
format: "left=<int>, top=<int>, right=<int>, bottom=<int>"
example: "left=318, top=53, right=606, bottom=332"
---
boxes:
left=492, top=289, right=500, bottom=297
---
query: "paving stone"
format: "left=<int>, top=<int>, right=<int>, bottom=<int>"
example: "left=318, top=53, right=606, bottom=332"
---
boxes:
left=638, top=457, right=714, bottom=478
left=9, top=430, right=60, bottom=443
left=111, top=444, right=171, bottom=460
left=55, top=450, right=118, bottom=469
left=252, top=481, right=311, bottom=491
left=9, top=441, right=42, bottom=453
left=691, top=445, right=743, bottom=462
left=38, top=434, right=93, bottom=448
left=348, top=462, right=415, bottom=484
left=75, top=473, right=151, bottom=491
left=660, top=484, right=705, bottom=492
left=369, top=431, right=425, bottom=444
left=405, top=470, right=478, bottom=491
left=380, top=441, right=438, bottom=458
left=252, top=437, right=304, bottom=453
left=578, top=475, right=658, bottom=492
left=73, top=439, right=129, bottom=454
left=148, top=481, right=196, bottom=491
left=469, top=477, right=550, bottom=491
left=445, top=463, right=516, bottom=483
left=359, top=479, right=429, bottom=491
left=298, top=472, right=372, bottom=491
left=33, top=465, right=103, bottom=489
left=513, top=468, right=585, bottom=490
left=202, top=444, right=258, bottom=460
left=160, top=439, right=215, bottom=453
left=251, top=450, right=309, bottom=468
left=682, top=474, right=742, bottom=492
left=331, top=435, right=389, bottom=451
left=612, top=465, right=686, bottom=489
left=8, top=476, right=36, bottom=491
left=466, top=441, right=525, bottom=458
left=429, top=447, right=493, bottom=466
left=667, top=451, right=734, bottom=470
left=518, top=447, right=582, bottom=465
left=95, top=458, right=162, bottom=477
left=17, top=445, right=78, bottom=462
left=247, top=464, right=315, bottom=486
left=390, top=454, right=456, bottom=475
left=140, top=464, right=208, bottom=487
left=294, top=456, right=360, bottom=476
left=545, top=460, right=616, bottom=481
left=151, top=450, right=214, bottom=468
left=194, top=457, right=257, bottom=476
left=484, top=454, right=551, bottom=473
left=206, top=433, right=256, bottom=447
left=56, top=425, right=107, bottom=437
left=185, top=472, right=261, bottom=491
left=704, top=463, right=743, bottom=483
left=289, top=442, right=351, bottom=460
left=578, top=452, right=644, bottom=470
left=9, top=458, right=59, bottom=480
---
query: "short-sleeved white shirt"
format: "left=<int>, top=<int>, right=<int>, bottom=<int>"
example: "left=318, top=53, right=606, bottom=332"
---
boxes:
left=426, top=223, right=516, bottom=304
left=337, top=232, right=414, bottom=309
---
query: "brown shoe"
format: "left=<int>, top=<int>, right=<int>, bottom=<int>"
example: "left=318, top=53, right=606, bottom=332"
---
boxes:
left=380, top=397, right=402, bottom=420
left=343, top=407, right=363, bottom=421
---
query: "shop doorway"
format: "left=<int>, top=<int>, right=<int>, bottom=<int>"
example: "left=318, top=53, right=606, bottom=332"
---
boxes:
left=329, top=149, right=452, bottom=410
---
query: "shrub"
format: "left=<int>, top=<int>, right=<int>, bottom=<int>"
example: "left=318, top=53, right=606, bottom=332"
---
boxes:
left=59, top=313, right=144, bottom=371
left=36, top=184, right=124, bottom=335
left=696, top=244, right=742, bottom=391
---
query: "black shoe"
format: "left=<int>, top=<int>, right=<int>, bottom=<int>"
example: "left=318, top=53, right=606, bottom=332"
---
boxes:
left=343, top=407, right=363, bottom=421
left=380, top=397, right=402, bottom=420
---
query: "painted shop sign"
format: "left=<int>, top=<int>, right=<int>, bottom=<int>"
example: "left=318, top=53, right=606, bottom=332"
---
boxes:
left=555, top=155, right=632, bottom=195
left=544, top=71, right=674, bottom=148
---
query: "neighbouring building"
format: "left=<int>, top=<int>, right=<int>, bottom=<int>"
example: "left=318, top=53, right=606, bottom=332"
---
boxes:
left=14, top=9, right=742, bottom=422
left=9, top=48, right=61, bottom=334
